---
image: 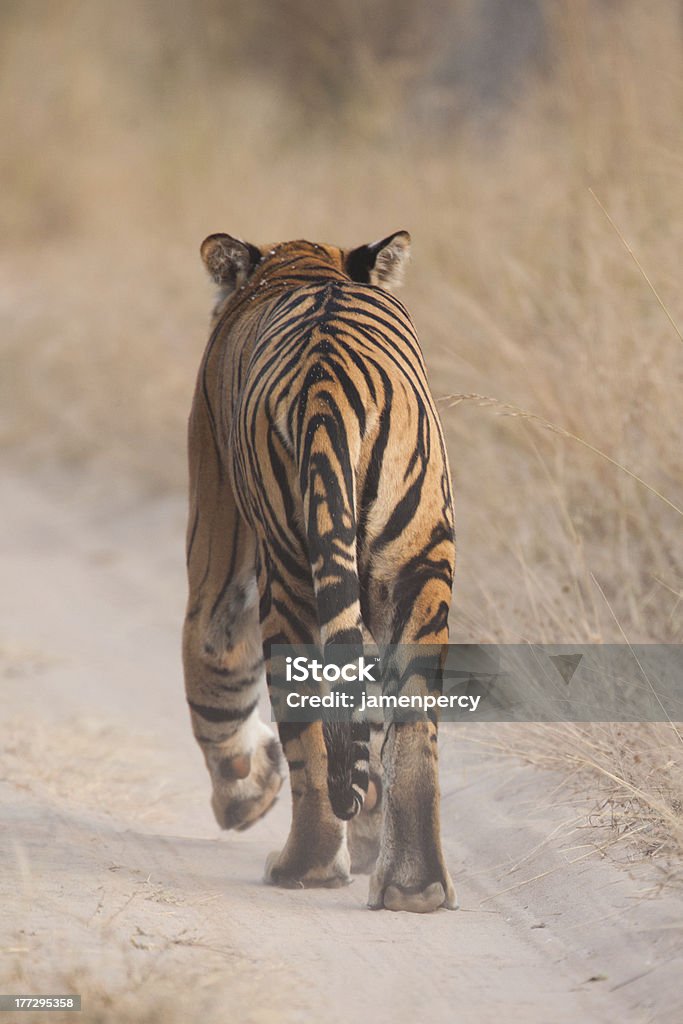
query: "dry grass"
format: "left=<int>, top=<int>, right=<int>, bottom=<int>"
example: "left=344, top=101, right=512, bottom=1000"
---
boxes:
left=1, top=2, right=681, bottom=868
left=0, top=952, right=302, bottom=1024
left=474, top=723, right=683, bottom=874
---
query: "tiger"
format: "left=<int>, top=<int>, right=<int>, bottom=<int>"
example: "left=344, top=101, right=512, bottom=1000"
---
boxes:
left=183, top=229, right=457, bottom=912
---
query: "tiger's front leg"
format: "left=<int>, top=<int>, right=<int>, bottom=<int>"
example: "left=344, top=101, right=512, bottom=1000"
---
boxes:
left=263, top=721, right=352, bottom=889
left=259, top=596, right=351, bottom=889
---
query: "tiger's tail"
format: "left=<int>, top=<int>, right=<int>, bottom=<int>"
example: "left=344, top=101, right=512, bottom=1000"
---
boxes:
left=300, top=411, right=369, bottom=821
left=314, top=556, right=370, bottom=821
left=323, top=694, right=370, bottom=821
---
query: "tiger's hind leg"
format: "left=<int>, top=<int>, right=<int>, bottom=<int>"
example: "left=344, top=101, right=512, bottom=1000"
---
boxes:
left=183, top=523, right=285, bottom=832
left=367, top=576, right=457, bottom=913
left=367, top=715, right=456, bottom=912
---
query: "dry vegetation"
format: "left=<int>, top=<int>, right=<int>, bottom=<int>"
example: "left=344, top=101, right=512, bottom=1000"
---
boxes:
left=1, top=947, right=300, bottom=1024
left=1, top=2, right=681, bottom=862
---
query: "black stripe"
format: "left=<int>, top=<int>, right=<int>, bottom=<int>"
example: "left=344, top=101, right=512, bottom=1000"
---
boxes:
left=204, top=661, right=261, bottom=679
left=413, top=600, right=450, bottom=640
left=188, top=699, right=258, bottom=723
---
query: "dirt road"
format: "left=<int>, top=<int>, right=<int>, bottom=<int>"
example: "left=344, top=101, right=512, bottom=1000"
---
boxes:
left=2, top=471, right=682, bottom=1023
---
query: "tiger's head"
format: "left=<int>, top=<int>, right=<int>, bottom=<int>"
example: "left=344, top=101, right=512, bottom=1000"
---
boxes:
left=200, top=231, right=411, bottom=308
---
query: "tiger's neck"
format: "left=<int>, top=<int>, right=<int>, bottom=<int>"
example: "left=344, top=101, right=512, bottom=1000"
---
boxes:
left=250, top=253, right=348, bottom=291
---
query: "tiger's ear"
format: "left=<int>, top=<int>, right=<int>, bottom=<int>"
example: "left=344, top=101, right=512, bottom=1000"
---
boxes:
left=345, top=231, right=411, bottom=290
left=200, top=233, right=261, bottom=295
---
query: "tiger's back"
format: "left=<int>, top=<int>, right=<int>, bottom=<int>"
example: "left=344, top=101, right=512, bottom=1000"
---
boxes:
left=184, top=232, right=457, bottom=911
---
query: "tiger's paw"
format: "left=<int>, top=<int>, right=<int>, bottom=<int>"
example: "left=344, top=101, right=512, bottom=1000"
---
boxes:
left=264, top=845, right=352, bottom=890
left=367, top=864, right=457, bottom=913
left=209, top=721, right=285, bottom=832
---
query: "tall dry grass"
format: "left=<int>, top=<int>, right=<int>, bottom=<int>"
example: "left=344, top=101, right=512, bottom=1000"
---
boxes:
left=1, top=2, right=681, bottom=861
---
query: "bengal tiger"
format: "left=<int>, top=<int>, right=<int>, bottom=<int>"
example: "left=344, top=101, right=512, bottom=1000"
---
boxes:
left=183, top=230, right=457, bottom=912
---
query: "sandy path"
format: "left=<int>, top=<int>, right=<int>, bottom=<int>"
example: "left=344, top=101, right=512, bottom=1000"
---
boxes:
left=1, top=471, right=682, bottom=1024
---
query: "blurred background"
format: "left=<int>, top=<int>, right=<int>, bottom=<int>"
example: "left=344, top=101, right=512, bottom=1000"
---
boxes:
left=1, top=0, right=681, bottom=644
